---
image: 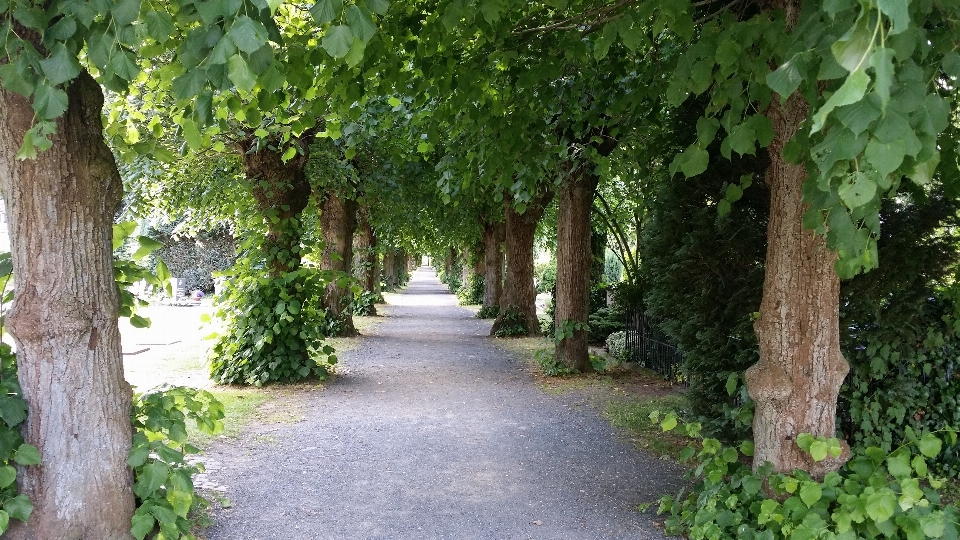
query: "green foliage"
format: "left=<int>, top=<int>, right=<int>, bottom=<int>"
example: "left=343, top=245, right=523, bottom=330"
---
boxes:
left=534, top=348, right=575, bottom=377
left=456, top=273, right=484, bottom=305
left=146, top=223, right=236, bottom=294
left=0, top=281, right=36, bottom=533
left=129, top=386, right=225, bottom=540
left=605, top=330, right=627, bottom=363
left=535, top=261, right=556, bottom=294
left=493, top=307, right=528, bottom=338
left=604, top=250, right=623, bottom=285
left=114, top=221, right=174, bottom=326
left=657, top=410, right=960, bottom=540
left=587, top=306, right=625, bottom=345
left=475, top=305, right=499, bottom=319
left=208, top=266, right=338, bottom=386
left=350, top=290, right=380, bottom=316
left=641, top=130, right=768, bottom=437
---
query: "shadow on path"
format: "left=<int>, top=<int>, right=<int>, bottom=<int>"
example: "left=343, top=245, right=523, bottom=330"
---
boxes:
left=204, top=268, right=683, bottom=540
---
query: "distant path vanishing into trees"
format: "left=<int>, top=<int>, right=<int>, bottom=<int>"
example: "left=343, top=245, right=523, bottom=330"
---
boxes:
left=204, top=268, right=683, bottom=539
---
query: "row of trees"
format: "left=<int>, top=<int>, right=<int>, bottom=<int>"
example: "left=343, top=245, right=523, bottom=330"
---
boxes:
left=1, top=0, right=959, bottom=537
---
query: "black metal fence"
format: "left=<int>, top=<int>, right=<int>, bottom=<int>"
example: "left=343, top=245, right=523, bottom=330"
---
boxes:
left=625, top=310, right=687, bottom=385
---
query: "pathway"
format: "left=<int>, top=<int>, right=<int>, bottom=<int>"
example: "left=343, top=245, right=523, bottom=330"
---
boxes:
left=203, top=268, right=683, bottom=539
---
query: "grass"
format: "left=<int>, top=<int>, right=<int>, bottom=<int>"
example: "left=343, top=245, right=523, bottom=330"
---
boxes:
left=186, top=387, right=273, bottom=449
left=604, top=394, right=695, bottom=459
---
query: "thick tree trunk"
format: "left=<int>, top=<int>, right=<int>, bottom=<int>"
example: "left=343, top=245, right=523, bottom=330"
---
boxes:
left=482, top=222, right=505, bottom=312
left=383, top=249, right=397, bottom=291
left=353, top=205, right=379, bottom=314
left=240, top=138, right=311, bottom=277
left=491, top=190, right=554, bottom=337
left=745, top=90, right=850, bottom=477
left=554, top=166, right=599, bottom=371
left=0, top=72, right=135, bottom=539
left=320, top=192, right=358, bottom=336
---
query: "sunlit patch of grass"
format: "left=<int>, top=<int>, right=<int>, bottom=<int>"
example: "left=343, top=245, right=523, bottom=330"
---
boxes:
left=187, top=388, right=272, bottom=449
left=605, top=394, right=696, bottom=459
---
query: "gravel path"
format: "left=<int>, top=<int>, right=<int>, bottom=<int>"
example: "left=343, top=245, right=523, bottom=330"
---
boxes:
left=203, top=268, right=683, bottom=540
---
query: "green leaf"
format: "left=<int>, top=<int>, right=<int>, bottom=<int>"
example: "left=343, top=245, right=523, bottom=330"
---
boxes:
left=13, top=444, right=41, bottom=465
left=724, top=372, right=738, bottom=395
left=871, top=47, right=894, bottom=107
left=145, top=10, right=175, bottom=42
left=809, top=440, right=829, bottom=461
left=864, top=138, right=905, bottom=175
left=3, top=494, right=32, bottom=522
left=228, top=16, right=269, bottom=54
left=725, top=183, right=743, bottom=203
left=155, top=259, right=171, bottom=282
left=181, top=119, right=202, bottom=150
left=676, top=145, right=709, bottom=178
left=346, top=5, right=377, bottom=43
left=0, top=509, right=8, bottom=533
left=32, top=84, right=69, bottom=120
left=130, top=314, right=151, bottom=328
left=886, top=451, right=912, bottom=478
left=479, top=0, right=503, bottom=24
left=0, top=395, right=28, bottom=428
left=811, top=69, right=870, bottom=133
left=133, top=461, right=169, bottom=499
left=344, top=30, right=367, bottom=67
left=322, top=25, right=353, bottom=58
left=831, top=16, right=874, bottom=73
left=918, top=432, right=943, bottom=458
left=660, top=414, right=677, bottom=431
left=366, top=0, right=389, bottom=15
left=0, top=466, right=16, bottom=488
left=696, top=116, right=720, bottom=146
left=942, top=51, right=960, bottom=79
left=208, top=36, right=237, bottom=65
left=799, top=481, right=822, bottom=507
left=864, top=490, right=897, bottom=523
left=310, top=0, right=342, bottom=24
left=111, top=0, right=142, bottom=26
left=726, top=122, right=757, bottom=157
left=131, top=509, right=155, bottom=540
left=171, top=67, right=207, bottom=100
left=46, top=15, right=77, bottom=40
left=40, top=43, right=81, bottom=86
left=131, top=236, right=164, bottom=261
left=876, top=0, right=909, bottom=35
left=908, top=152, right=939, bottom=186
left=838, top=171, right=877, bottom=209
left=167, top=489, right=193, bottom=517
left=227, top=54, right=257, bottom=92
left=767, top=54, right=806, bottom=98
left=113, top=221, right=138, bottom=249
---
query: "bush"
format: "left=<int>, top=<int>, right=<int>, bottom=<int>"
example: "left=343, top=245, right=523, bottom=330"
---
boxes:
left=146, top=224, right=236, bottom=294
left=656, top=409, right=960, bottom=540
left=604, top=251, right=623, bottom=284
left=493, top=307, right=529, bottom=337
left=476, top=305, right=499, bottom=319
left=351, top=290, right=381, bottom=316
left=588, top=306, right=625, bottom=344
left=456, top=274, right=484, bottom=305
left=606, top=330, right=627, bottom=362
left=208, top=267, right=338, bottom=386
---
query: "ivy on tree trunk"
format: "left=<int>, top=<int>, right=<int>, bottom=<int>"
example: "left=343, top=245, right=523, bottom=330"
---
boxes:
left=320, top=191, right=358, bottom=336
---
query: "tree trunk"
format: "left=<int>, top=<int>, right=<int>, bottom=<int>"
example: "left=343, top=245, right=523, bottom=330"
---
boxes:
left=320, top=192, right=358, bottom=336
left=354, top=205, right=379, bottom=314
left=383, top=249, right=397, bottom=291
left=482, top=222, right=505, bottom=312
left=554, top=166, right=599, bottom=371
left=745, top=88, right=850, bottom=478
left=0, top=71, right=135, bottom=539
left=240, top=138, right=311, bottom=277
left=491, top=190, right=554, bottom=337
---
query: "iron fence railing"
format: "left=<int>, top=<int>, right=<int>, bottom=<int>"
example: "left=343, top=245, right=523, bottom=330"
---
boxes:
left=625, top=310, right=687, bottom=386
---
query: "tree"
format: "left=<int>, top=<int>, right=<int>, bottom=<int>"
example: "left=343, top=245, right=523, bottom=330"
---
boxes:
left=0, top=0, right=383, bottom=533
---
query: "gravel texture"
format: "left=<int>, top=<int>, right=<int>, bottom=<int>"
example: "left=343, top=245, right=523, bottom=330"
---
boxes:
left=203, top=268, right=684, bottom=539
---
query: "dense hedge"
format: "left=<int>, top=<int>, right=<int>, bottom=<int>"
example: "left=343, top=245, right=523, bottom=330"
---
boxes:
left=146, top=223, right=236, bottom=293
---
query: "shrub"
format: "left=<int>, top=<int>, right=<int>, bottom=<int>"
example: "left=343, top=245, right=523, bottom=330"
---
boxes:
left=493, top=307, right=529, bottom=337
left=146, top=223, right=236, bottom=294
left=606, top=330, right=627, bottom=362
left=351, top=290, right=381, bottom=316
left=588, top=306, right=625, bottom=344
left=476, top=305, right=499, bottom=319
left=208, top=267, right=338, bottom=386
left=456, top=274, right=484, bottom=305
left=656, top=409, right=960, bottom=540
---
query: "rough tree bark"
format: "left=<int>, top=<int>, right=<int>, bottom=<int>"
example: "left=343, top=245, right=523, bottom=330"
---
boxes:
left=554, top=165, right=600, bottom=371
left=383, top=249, right=398, bottom=291
left=320, top=192, right=358, bottom=336
left=491, top=190, right=554, bottom=337
left=353, top=205, right=379, bottom=314
left=481, top=222, right=505, bottom=313
left=0, top=72, right=135, bottom=540
left=746, top=7, right=850, bottom=476
left=239, top=137, right=311, bottom=277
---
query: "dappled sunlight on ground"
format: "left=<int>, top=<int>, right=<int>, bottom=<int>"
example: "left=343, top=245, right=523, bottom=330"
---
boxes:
left=382, top=267, right=458, bottom=307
